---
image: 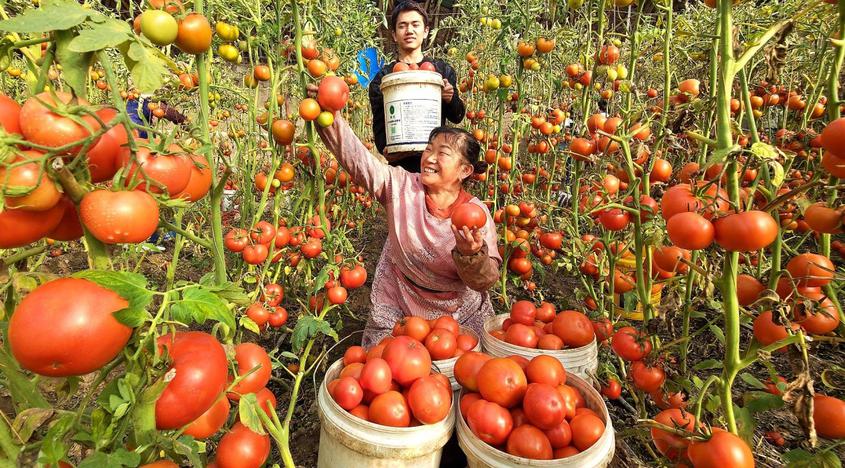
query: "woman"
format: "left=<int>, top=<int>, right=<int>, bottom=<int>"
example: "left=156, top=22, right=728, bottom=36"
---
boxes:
left=312, top=95, right=500, bottom=348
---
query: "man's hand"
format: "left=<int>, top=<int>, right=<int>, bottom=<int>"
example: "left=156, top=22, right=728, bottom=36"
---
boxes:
left=306, top=83, right=318, bottom=98
left=451, top=224, right=484, bottom=256
left=441, top=79, right=454, bottom=103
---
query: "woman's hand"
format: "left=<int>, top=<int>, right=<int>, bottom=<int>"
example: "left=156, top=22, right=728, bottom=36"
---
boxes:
left=451, top=224, right=484, bottom=256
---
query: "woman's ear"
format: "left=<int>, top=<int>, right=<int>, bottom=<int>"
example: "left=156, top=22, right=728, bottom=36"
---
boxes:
left=460, top=162, right=473, bottom=181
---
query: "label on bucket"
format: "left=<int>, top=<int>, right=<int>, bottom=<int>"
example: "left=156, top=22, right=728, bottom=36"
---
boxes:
left=385, top=97, right=440, bottom=147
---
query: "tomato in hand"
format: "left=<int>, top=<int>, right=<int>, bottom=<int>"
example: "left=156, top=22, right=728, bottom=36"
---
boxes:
left=317, top=76, right=350, bottom=112
left=451, top=203, right=487, bottom=230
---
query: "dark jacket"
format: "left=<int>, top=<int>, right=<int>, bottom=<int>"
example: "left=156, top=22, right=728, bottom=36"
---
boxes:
left=368, top=57, right=465, bottom=156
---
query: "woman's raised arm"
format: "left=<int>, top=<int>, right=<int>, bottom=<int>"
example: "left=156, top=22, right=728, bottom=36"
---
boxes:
left=313, top=114, right=390, bottom=203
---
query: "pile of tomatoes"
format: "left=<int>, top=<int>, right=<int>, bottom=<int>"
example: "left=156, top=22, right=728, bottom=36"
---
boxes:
left=490, top=300, right=596, bottom=350
left=328, top=336, right=452, bottom=426
left=455, top=352, right=606, bottom=460
left=390, top=315, right=479, bottom=360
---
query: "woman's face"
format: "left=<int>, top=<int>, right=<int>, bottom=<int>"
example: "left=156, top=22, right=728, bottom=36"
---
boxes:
left=420, top=134, right=472, bottom=190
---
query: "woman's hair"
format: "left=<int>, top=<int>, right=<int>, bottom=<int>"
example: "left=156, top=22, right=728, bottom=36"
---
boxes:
left=427, top=127, right=487, bottom=175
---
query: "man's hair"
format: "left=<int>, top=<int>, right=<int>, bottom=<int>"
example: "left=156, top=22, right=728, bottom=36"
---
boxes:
left=389, top=1, right=429, bottom=31
left=428, top=127, right=486, bottom=176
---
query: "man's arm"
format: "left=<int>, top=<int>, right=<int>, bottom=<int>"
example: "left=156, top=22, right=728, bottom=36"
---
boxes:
left=368, top=68, right=388, bottom=155
left=439, top=61, right=465, bottom=124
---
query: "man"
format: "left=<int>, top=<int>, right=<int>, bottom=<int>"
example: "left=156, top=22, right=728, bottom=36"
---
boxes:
left=368, top=1, right=465, bottom=173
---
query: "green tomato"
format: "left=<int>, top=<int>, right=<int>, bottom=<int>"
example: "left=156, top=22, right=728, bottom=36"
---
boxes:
left=140, top=10, right=178, bottom=46
left=218, top=44, right=239, bottom=62
left=567, top=0, right=585, bottom=8
left=316, top=111, right=334, bottom=128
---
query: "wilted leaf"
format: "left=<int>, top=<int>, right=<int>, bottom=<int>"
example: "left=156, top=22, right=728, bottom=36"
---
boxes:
left=783, top=449, right=841, bottom=468
left=12, top=408, right=54, bottom=443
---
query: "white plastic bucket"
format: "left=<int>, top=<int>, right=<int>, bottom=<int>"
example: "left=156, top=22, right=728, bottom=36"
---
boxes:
left=481, top=314, right=599, bottom=380
left=317, top=359, right=456, bottom=468
left=456, top=373, right=615, bottom=467
left=433, top=327, right=482, bottom=391
left=380, top=70, right=443, bottom=154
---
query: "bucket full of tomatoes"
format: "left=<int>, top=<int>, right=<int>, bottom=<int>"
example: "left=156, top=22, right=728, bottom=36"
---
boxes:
left=390, top=316, right=482, bottom=391
left=482, top=303, right=599, bottom=380
left=380, top=70, right=443, bottom=155
left=316, top=337, right=456, bottom=468
left=454, top=352, right=615, bottom=466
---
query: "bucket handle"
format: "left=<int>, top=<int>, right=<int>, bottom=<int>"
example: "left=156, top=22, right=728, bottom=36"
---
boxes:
left=310, top=330, right=366, bottom=394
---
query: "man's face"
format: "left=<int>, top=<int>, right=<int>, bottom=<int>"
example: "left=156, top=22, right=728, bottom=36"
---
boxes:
left=391, top=11, right=428, bottom=53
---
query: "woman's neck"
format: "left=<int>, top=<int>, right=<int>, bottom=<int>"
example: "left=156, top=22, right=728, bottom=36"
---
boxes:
left=425, top=184, right=462, bottom=209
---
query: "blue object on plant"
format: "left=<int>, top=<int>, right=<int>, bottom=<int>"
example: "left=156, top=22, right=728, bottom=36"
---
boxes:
left=355, top=47, right=384, bottom=89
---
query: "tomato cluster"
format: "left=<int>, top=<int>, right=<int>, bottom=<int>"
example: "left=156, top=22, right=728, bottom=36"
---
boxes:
left=650, top=409, right=755, bottom=468
left=490, top=301, right=596, bottom=350
left=455, top=352, right=605, bottom=460
left=389, top=315, right=479, bottom=361
left=329, top=336, right=452, bottom=426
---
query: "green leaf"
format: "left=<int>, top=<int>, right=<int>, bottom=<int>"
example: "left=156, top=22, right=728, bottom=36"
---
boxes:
left=739, top=372, right=766, bottom=389
left=73, top=270, right=153, bottom=326
left=743, top=390, right=785, bottom=413
left=767, top=160, right=785, bottom=187
left=280, top=351, right=298, bottom=360
left=68, top=19, right=132, bottom=53
left=199, top=275, right=251, bottom=306
left=292, top=315, right=339, bottom=352
left=0, top=37, right=14, bottom=72
left=53, top=29, right=94, bottom=99
left=171, top=286, right=235, bottom=330
left=131, top=370, right=171, bottom=447
left=240, top=315, right=261, bottom=335
left=707, top=144, right=741, bottom=164
left=78, top=449, right=140, bottom=468
left=173, top=435, right=204, bottom=467
left=692, top=359, right=723, bottom=371
left=0, top=347, right=50, bottom=411
left=784, top=449, right=841, bottom=468
left=735, top=405, right=755, bottom=444
left=123, top=40, right=167, bottom=93
left=708, top=324, right=725, bottom=344
left=12, top=408, right=54, bottom=444
left=750, top=142, right=778, bottom=160
left=37, top=413, right=75, bottom=466
left=237, top=393, right=267, bottom=435
left=0, top=0, right=93, bottom=33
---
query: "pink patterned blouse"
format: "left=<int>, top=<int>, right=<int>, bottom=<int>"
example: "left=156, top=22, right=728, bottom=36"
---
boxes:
left=316, top=116, right=501, bottom=348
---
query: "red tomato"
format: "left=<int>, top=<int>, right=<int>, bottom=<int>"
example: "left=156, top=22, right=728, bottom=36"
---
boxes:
left=260, top=283, right=284, bottom=306
left=467, top=399, right=514, bottom=445
left=155, top=332, right=228, bottom=430
left=813, top=394, right=845, bottom=439
left=599, top=208, right=630, bottom=231
left=332, top=377, right=364, bottom=410
left=651, top=408, right=697, bottom=462
left=250, top=220, right=276, bottom=245
left=46, top=197, right=84, bottom=241
left=425, top=328, right=458, bottom=360
left=242, top=244, right=269, bottom=265
left=327, top=286, right=348, bottom=304
left=317, top=75, right=350, bottom=112
left=753, top=310, right=799, bottom=352
left=0, top=201, right=65, bottom=248
left=118, top=144, right=193, bottom=195
left=653, top=245, right=691, bottom=274
left=224, top=228, right=249, bottom=252
left=477, top=358, right=528, bottom=408
left=228, top=343, right=272, bottom=400
left=86, top=108, right=130, bottom=182
left=408, top=375, right=452, bottom=424
left=1, top=152, right=61, bottom=211
left=545, top=419, right=572, bottom=449
left=369, top=391, right=411, bottom=427
left=0, top=93, right=21, bottom=134
left=713, top=210, right=778, bottom=252
left=667, top=212, right=715, bottom=250
left=9, top=278, right=132, bottom=376
left=183, top=395, right=230, bottom=439
left=785, top=253, right=835, bottom=287
left=456, top=333, right=479, bottom=351
left=630, top=360, right=666, bottom=393
left=454, top=352, right=493, bottom=392
left=569, top=413, right=605, bottom=451
left=246, top=303, right=270, bottom=328
left=523, top=383, right=566, bottom=430
left=611, top=327, right=652, bottom=361
left=460, top=392, right=483, bottom=417
left=339, top=264, right=367, bottom=289
left=381, top=336, right=432, bottom=387
left=592, top=318, right=614, bottom=343
left=736, top=274, right=765, bottom=306
left=254, top=387, right=277, bottom=417
left=19, top=92, right=101, bottom=155
left=601, top=379, right=622, bottom=399
left=505, top=323, right=539, bottom=348
left=525, top=355, right=566, bottom=386
left=510, top=301, right=537, bottom=326
left=401, top=316, right=431, bottom=342
left=506, top=424, right=553, bottom=460
left=552, top=310, right=595, bottom=348
left=80, top=190, right=159, bottom=244
left=343, top=346, right=367, bottom=366
left=535, top=302, right=556, bottom=323
left=686, top=428, right=754, bottom=468
left=433, top=315, right=460, bottom=335
left=359, top=358, right=392, bottom=395
left=215, top=422, right=270, bottom=468
left=451, top=203, right=488, bottom=230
